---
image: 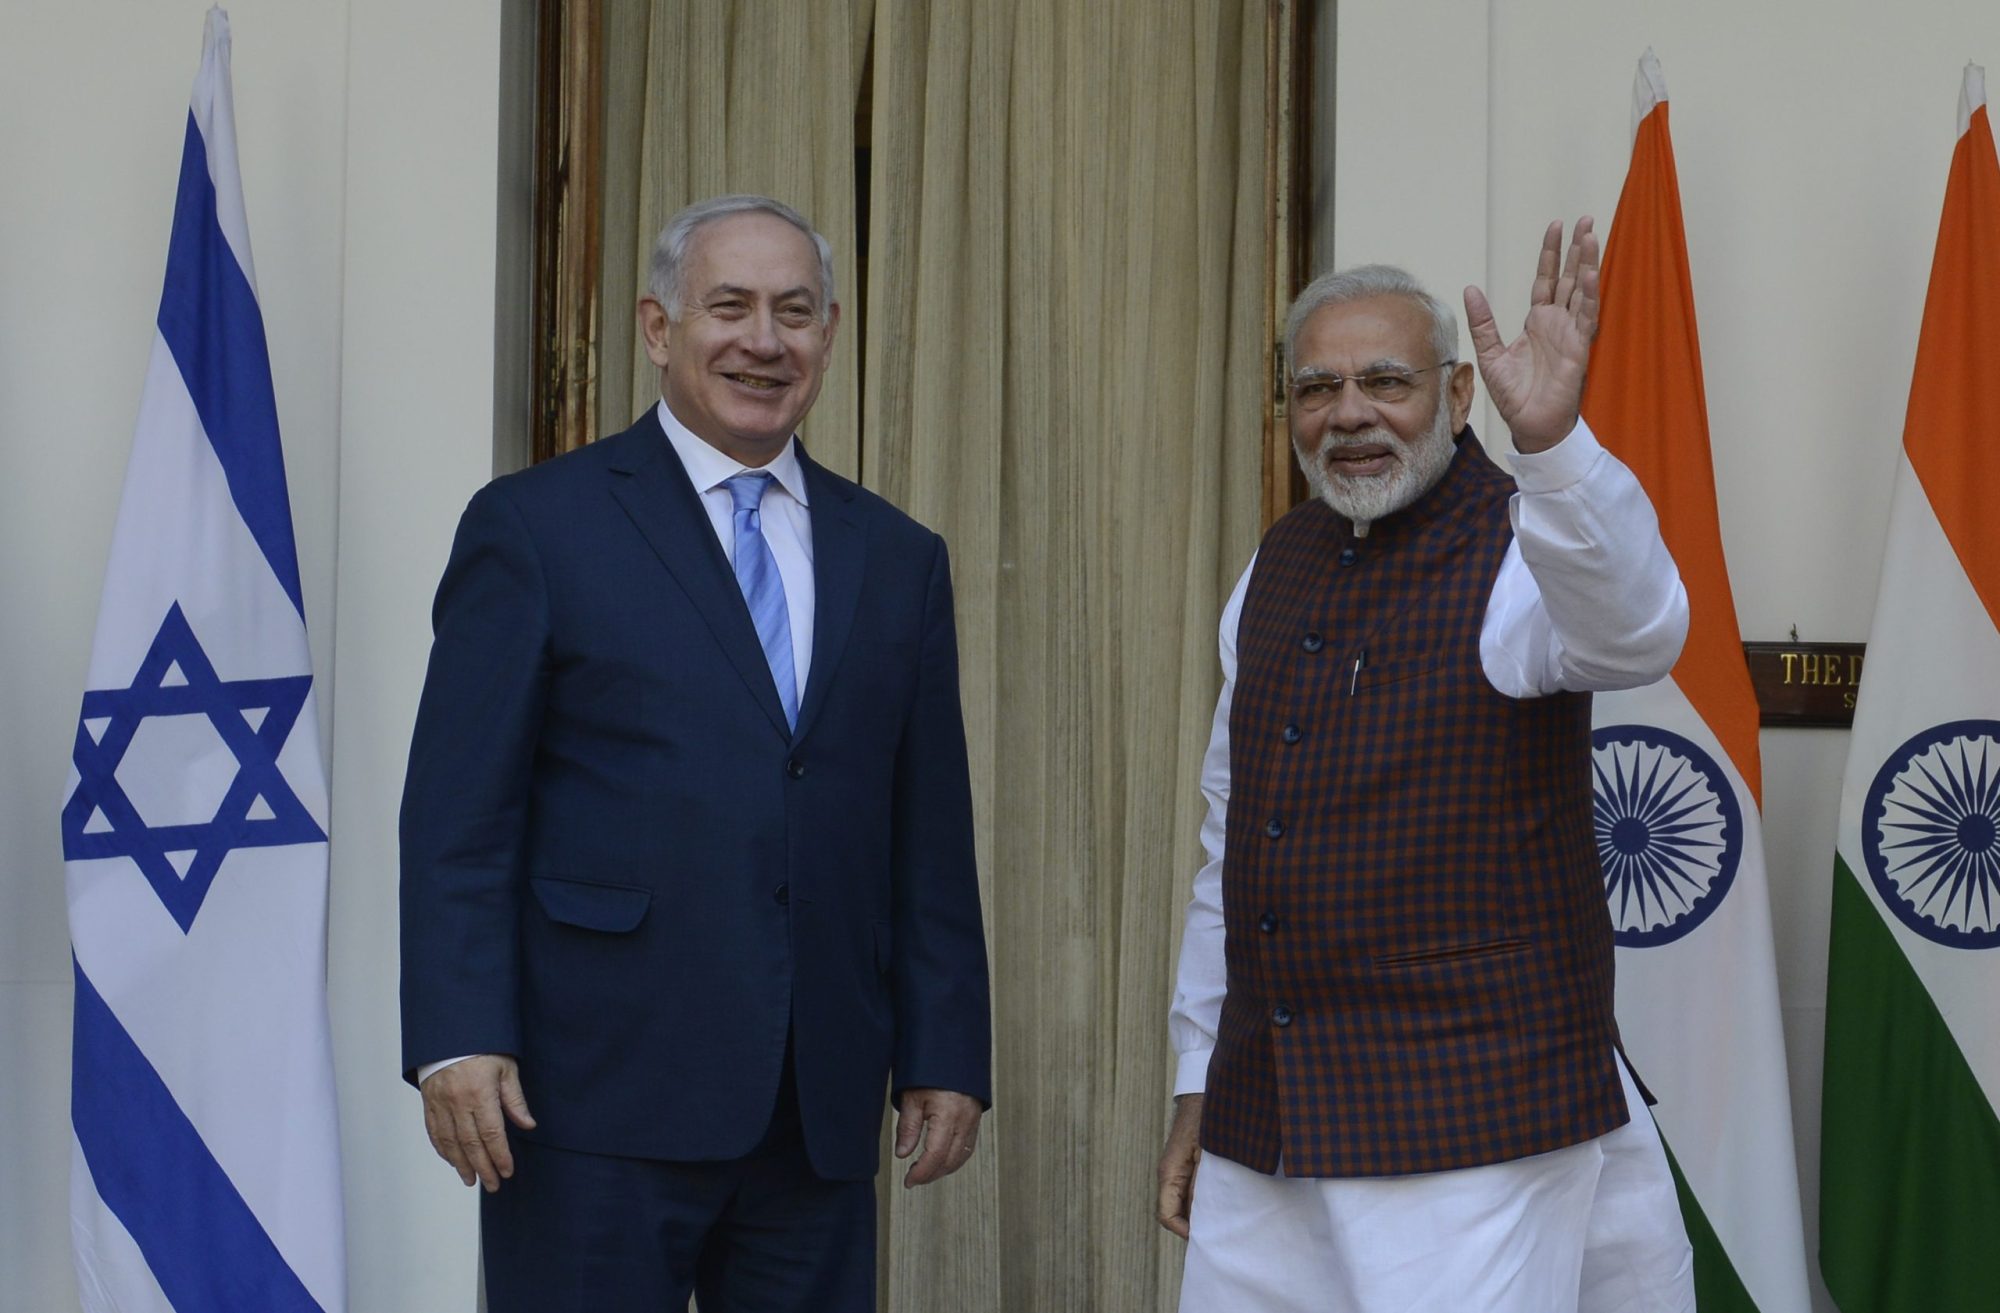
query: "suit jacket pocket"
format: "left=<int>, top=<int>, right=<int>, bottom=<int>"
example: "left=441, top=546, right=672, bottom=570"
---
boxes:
left=529, top=876, right=652, bottom=933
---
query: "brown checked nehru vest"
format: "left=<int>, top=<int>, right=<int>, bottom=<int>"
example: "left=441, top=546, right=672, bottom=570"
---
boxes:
left=1201, top=431, right=1629, bottom=1178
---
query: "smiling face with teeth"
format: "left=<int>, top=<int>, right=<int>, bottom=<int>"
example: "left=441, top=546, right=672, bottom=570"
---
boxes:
left=640, top=210, right=840, bottom=468
left=1288, top=293, right=1475, bottom=530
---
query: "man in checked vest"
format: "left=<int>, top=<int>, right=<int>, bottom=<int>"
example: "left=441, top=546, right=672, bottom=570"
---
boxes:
left=1157, top=220, right=1697, bottom=1312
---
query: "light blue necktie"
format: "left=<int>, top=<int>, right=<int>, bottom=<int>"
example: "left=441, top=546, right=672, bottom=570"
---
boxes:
left=723, top=473, right=798, bottom=730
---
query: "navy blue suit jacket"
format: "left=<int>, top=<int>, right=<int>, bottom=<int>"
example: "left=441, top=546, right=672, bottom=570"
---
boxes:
left=399, top=411, right=991, bottom=1181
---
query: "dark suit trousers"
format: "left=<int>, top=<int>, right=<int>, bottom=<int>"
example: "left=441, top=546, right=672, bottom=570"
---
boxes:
left=481, top=1043, right=875, bottom=1313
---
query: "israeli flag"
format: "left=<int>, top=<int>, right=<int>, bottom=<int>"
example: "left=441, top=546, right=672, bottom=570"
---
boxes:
left=61, top=9, right=346, bottom=1310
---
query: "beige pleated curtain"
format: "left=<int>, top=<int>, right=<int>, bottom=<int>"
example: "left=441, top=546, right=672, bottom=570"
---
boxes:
left=598, top=3, right=1268, bottom=1307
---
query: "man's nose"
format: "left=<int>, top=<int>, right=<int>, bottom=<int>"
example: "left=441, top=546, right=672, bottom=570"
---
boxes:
left=743, top=309, right=783, bottom=358
left=1325, top=381, right=1380, bottom=433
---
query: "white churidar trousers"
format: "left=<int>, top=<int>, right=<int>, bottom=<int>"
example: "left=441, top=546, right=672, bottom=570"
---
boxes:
left=1179, top=1057, right=1694, bottom=1313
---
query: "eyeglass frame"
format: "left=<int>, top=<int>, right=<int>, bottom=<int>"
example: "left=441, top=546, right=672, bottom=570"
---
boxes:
left=1285, top=359, right=1459, bottom=411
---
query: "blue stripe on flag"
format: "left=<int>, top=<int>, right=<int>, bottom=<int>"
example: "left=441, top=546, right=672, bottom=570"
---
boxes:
left=71, top=957, right=325, bottom=1313
left=155, top=111, right=306, bottom=618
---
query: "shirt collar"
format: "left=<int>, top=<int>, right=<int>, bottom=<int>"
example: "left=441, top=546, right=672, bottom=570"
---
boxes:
left=655, top=398, right=811, bottom=508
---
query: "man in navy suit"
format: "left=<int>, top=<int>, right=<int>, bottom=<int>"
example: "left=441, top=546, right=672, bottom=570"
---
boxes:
left=400, top=194, right=991, bottom=1312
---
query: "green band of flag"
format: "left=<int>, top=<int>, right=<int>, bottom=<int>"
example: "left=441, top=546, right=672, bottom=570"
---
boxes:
left=1820, top=855, right=2000, bottom=1311
left=1661, top=1137, right=1758, bottom=1311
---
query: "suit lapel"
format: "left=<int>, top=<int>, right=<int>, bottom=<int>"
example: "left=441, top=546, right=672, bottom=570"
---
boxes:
left=793, top=447, right=866, bottom=746
left=605, top=414, right=794, bottom=741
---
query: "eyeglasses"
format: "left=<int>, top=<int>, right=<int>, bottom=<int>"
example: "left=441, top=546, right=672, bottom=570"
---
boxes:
left=1287, top=360, right=1456, bottom=411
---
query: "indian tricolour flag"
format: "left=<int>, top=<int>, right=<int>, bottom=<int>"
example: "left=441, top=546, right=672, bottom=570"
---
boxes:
left=60, top=9, right=345, bottom=1311
left=1820, top=63, right=2000, bottom=1312
left=1578, top=50, right=1812, bottom=1313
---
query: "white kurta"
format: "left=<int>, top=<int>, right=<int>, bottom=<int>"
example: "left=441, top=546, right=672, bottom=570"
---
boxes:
left=1171, top=421, right=1694, bottom=1313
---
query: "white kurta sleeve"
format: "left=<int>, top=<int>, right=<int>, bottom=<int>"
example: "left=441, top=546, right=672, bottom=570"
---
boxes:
left=1168, top=559, right=1255, bottom=1097
left=1479, top=419, right=1690, bottom=697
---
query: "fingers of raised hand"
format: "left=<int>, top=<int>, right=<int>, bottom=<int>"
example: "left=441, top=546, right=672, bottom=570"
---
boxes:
left=1462, top=285, right=1504, bottom=363
left=1553, top=231, right=1583, bottom=312
left=1560, top=216, right=1599, bottom=314
left=1530, top=220, right=1564, bottom=305
left=1573, top=225, right=1602, bottom=336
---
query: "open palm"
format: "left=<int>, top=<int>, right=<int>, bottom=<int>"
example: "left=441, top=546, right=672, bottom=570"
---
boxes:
left=1464, top=218, right=1600, bottom=453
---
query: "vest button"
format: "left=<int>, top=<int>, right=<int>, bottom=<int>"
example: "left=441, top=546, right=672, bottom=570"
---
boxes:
left=773, top=883, right=790, bottom=906
left=1257, top=912, right=1279, bottom=934
left=1338, top=546, right=1359, bottom=566
left=786, top=758, right=807, bottom=780
left=1301, top=631, right=1324, bottom=653
left=1264, top=818, right=1285, bottom=839
left=1281, top=723, right=1302, bottom=745
left=1271, top=1004, right=1293, bottom=1027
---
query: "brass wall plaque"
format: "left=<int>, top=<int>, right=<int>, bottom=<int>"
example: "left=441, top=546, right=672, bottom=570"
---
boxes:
left=1743, top=642, right=1865, bottom=728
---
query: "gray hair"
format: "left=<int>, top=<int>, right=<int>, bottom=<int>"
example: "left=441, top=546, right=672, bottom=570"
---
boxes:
left=647, top=194, right=837, bottom=322
left=1283, top=264, right=1459, bottom=370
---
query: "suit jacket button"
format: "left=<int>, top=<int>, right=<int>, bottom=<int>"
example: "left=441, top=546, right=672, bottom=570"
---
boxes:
left=1257, top=912, right=1279, bottom=934
left=1301, top=631, right=1325, bottom=653
left=773, top=883, right=790, bottom=906
left=1281, top=723, right=1302, bottom=745
left=1271, top=1004, right=1293, bottom=1027
left=786, top=758, right=807, bottom=780
left=1264, top=818, right=1284, bottom=839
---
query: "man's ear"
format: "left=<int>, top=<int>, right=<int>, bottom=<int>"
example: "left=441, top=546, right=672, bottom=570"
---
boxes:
left=1448, top=360, right=1475, bottom=433
left=819, top=300, right=842, bottom=361
left=638, top=297, right=673, bottom=370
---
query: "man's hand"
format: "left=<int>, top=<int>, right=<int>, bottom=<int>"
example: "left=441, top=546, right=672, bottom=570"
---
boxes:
left=1464, top=217, right=1601, bottom=454
left=893, top=1087, right=983, bottom=1188
left=419, top=1054, right=536, bottom=1192
left=1156, top=1093, right=1204, bottom=1239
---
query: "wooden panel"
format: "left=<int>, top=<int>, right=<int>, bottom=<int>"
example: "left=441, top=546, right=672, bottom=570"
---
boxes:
left=1262, top=0, right=1314, bottom=527
left=1744, top=641, right=1866, bottom=728
left=530, top=0, right=605, bottom=462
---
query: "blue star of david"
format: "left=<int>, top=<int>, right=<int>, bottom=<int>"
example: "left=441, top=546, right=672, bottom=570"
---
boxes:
left=62, top=603, right=325, bottom=933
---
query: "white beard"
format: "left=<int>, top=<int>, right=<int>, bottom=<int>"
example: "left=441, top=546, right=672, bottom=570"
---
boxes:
left=1293, top=399, right=1458, bottom=533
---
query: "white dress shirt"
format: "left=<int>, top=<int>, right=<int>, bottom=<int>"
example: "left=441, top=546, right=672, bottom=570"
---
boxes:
left=417, top=405, right=819, bottom=1087
left=655, top=399, right=816, bottom=703
left=1167, top=420, right=1689, bottom=1096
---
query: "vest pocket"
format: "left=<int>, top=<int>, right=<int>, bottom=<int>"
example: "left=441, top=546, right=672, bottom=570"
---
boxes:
left=1373, top=936, right=1527, bottom=969
left=1363, top=936, right=1529, bottom=1049
left=1349, top=646, right=1439, bottom=692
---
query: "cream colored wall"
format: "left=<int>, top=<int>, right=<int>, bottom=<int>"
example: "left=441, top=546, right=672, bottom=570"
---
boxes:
left=330, top=2, right=520, bottom=1308
left=1328, top=5, right=2000, bottom=1309
left=0, top=1, right=510, bottom=1307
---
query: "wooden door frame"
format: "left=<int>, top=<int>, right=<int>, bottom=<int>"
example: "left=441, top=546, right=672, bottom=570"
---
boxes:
left=1263, top=0, right=1317, bottom=527
left=530, top=0, right=605, bottom=463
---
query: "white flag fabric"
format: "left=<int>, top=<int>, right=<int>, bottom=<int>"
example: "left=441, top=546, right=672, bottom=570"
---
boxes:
left=1579, top=51, right=1812, bottom=1312
left=60, top=9, right=346, bottom=1310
